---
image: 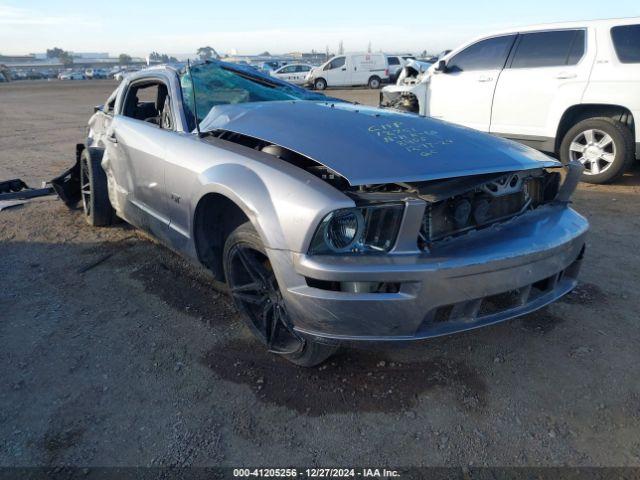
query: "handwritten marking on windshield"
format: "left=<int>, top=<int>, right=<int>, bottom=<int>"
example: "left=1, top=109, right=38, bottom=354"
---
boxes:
left=368, top=122, right=453, bottom=157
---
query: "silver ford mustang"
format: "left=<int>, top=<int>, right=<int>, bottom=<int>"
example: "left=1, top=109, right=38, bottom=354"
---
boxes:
left=63, top=60, right=588, bottom=366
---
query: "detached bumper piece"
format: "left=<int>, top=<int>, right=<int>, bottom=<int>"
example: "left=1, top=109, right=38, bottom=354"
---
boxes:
left=50, top=144, right=83, bottom=207
left=1, top=144, right=84, bottom=208
left=0, top=178, right=54, bottom=201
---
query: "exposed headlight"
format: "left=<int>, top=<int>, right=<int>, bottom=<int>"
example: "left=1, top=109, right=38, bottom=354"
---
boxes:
left=309, top=203, right=404, bottom=255
left=325, top=209, right=363, bottom=251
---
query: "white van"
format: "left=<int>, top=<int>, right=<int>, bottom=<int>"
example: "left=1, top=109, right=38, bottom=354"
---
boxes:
left=305, top=53, right=389, bottom=90
left=381, top=17, right=640, bottom=184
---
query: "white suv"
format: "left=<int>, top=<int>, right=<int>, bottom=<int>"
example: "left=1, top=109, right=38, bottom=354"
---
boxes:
left=381, top=17, right=640, bottom=183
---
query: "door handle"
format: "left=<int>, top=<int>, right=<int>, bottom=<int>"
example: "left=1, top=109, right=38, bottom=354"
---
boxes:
left=341, top=67, right=346, bottom=71
left=106, top=132, right=117, bottom=143
left=556, top=72, right=577, bottom=79
left=478, top=76, right=494, bottom=82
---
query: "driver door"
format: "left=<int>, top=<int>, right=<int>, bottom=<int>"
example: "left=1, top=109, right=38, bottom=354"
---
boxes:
left=105, top=79, right=175, bottom=237
left=324, top=56, right=349, bottom=87
left=427, top=35, right=516, bottom=132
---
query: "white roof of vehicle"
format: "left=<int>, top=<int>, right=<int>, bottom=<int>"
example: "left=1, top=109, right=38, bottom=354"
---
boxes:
left=486, top=16, right=640, bottom=37
left=441, top=16, right=640, bottom=61
left=341, top=52, right=385, bottom=56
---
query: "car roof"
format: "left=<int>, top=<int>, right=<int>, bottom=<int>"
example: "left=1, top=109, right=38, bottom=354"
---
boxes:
left=123, top=64, right=182, bottom=82
left=439, top=16, right=640, bottom=64
left=479, top=16, right=640, bottom=38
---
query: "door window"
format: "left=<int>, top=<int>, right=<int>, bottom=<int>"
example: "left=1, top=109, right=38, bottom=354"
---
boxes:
left=325, top=56, right=346, bottom=70
left=611, top=25, right=640, bottom=63
left=295, top=65, right=311, bottom=72
left=510, top=30, right=585, bottom=68
left=122, top=81, right=174, bottom=130
left=447, top=35, right=516, bottom=72
left=387, top=57, right=400, bottom=66
left=278, top=65, right=296, bottom=74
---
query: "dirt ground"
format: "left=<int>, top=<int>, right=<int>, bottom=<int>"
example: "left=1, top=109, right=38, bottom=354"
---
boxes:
left=1, top=80, right=640, bottom=468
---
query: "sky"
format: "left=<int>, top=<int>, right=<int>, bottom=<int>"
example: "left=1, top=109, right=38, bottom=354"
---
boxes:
left=0, top=0, right=639, bottom=57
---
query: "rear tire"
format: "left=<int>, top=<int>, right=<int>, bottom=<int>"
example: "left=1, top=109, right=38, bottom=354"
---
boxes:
left=368, top=76, right=381, bottom=89
left=80, top=149, right=114, bottom=226
left=559, top=117, right=634, bottom=184
left=314, top=78, right=327, bottom=90
left=223, top=222, right=337, bottom=367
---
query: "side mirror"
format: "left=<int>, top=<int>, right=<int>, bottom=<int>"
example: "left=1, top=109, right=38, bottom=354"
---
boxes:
left=435, top=60, right=447, bottom=73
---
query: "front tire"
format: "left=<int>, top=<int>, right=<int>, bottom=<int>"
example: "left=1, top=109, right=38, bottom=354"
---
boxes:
left=80, top=149, right=114, bottom=226
left=223, top=222, right=337, bottom=367
left=559, top=117, right=634, bottom=184
left=314, top=78, right=327, bottom=90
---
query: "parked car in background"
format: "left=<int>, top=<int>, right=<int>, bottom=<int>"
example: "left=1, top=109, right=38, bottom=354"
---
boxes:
left=25, top=70, right=45, bottom=80
left=61, top=60, right=588, bottom=367
left=41, top=69, right=58, bottom=79
left=113, top=67, right=142, bottom=81
left=386, top=54, right=415, bottom=82
left=255, top=61, right=287, bottom=73
left=270, top=63, right=313, bottom=85
left=1, top=64, right=12, bottom=82
left=386, top=55, right=403, bottom=82
left=381, top=17, right=640, bottom=183
left=305, top=52, right=389, bottom=90
left=59, top=70, right=86, bottom=80
left=11, top=70, right=27, bottom=80
left=85, top=68, right=107, bottom=79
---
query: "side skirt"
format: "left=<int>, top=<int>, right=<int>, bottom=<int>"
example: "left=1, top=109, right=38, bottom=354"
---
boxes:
left=492, top=132, right=556, bottom=154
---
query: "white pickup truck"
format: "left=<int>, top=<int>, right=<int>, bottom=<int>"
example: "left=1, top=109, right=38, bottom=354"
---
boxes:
left=381, top=17, right=640, bottom=183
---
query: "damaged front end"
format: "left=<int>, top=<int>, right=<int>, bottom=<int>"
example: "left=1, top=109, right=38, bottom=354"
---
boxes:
left=346, top=164, right=575, bottom=254
left=380, top=60, right=431, bottom=114
left=284, top=161, right=587, bottom=341
left=295, top=161, right=582, bottom=302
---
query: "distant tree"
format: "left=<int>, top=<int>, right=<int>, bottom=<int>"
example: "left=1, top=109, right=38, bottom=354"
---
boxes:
left=258, top=51, right=271, bottom=57
left=149, top=51, right=178, bottom=63
left=197, top=46, right=218, bottom=60
left=59, top=51, right=74, bottom=66
left=118, top=53, right=132, bottom=65
left=46, top=47, right=65, bottom=59
left=46, top=47, right=73, bottom=65
left=420, top=49, right=428, bottom=58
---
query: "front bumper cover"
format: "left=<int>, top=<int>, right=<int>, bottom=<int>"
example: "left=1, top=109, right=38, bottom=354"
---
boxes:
left=269, top=204, right=588, bottom=343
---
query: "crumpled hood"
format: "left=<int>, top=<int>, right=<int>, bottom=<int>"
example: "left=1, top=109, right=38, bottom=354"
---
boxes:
left=199, top=101, right=560, bottom=185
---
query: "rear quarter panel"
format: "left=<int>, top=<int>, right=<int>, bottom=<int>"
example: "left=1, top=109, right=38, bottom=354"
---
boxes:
left=582, top=22, right=640, bottom=140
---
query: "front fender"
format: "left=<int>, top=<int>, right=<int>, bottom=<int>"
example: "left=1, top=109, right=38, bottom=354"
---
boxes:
left=165, top=134, right=354, bottom=253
